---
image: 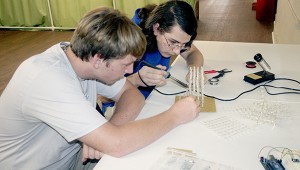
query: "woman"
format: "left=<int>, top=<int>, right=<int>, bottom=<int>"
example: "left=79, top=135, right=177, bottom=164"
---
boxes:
left=128, top=0, right=204, bottom=98
left=100, top=0, right=204, bottom=114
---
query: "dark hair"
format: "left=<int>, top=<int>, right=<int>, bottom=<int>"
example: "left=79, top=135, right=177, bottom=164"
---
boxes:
left=70, top=7, right=146, bottom=61
left=138, top=0, right=197, bottom=52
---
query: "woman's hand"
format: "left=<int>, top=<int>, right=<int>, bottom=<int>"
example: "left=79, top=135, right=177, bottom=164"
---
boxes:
left=185, top=69, right=208, bottom=84
left=129, top=65, right=168, bottom=87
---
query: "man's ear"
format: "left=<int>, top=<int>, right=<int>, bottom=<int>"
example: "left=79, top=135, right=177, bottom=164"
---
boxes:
left=153, top=23, right=160, bottom=36
left=92, top=54, right=103, bottom=69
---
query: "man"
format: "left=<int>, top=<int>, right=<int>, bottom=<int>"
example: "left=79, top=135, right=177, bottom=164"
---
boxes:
left=0, top=7, right=200, bottom=169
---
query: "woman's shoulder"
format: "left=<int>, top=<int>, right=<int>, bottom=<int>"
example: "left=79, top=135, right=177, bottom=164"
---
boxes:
left=132, top=8, right=142, bottom=25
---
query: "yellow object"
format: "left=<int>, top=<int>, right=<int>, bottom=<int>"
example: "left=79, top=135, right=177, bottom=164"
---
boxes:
left=175, top=96, right=216, bottom=112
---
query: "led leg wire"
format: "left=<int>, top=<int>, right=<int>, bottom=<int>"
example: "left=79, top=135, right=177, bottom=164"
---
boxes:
left=188, top=66, right=204, bottom=107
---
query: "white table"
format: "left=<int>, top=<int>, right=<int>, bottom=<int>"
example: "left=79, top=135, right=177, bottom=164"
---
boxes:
left=94, top=41, right=300, bottom=170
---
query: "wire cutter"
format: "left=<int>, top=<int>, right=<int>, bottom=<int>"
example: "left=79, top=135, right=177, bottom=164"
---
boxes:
left=207, top=69, right=232, bottom=85
left=211, top=69, right=232, bottom=79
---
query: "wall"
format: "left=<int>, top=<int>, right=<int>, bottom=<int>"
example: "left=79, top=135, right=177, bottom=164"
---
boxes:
left=273, top=0, right=300, bottom=44
left=0, top=0, right=114, bottom=29
left=0, top=0, right=196, bottom=30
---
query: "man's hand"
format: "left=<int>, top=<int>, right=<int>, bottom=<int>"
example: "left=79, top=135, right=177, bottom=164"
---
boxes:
left=82, top=144, right=104, bottom=162
left=169, top=96, right=200, bottom=125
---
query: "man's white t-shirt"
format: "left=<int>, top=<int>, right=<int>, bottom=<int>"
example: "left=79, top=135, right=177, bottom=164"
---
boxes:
left=0, top=42, right=126, bottom=169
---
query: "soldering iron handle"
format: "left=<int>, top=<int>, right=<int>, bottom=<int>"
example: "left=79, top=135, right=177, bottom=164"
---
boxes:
left=140, top=60, right=159, bottom=70
left=140, top=60, right=188, bottom=88
left=140, top=60, right=170, bottom=78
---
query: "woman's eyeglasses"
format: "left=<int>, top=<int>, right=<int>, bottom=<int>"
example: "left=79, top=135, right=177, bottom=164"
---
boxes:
left=163, top=34, right=190, bottom=53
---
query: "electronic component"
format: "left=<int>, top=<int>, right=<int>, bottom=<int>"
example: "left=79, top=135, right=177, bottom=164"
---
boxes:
left=188, top=66, right=205, bottom=106
left=244, top=70, right=275, bottom=85
left=260, top=155, right=285, bottom=170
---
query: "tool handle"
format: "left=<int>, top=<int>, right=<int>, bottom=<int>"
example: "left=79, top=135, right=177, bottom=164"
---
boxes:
left=204, top=70, right=217, bottom=74
left=140, top=60, right=188, bottom=87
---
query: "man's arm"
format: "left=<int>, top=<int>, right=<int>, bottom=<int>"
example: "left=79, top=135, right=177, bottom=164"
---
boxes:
left=109, top=79, right=145, bottom=125
left=82, top=79, right=144, bottom=161
left=80, top=96, right=200, bottom=158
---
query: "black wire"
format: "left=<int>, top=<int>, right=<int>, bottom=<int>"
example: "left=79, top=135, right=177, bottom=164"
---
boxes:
left=204, top=84, right=263, bottom=101
left=206, top=78, right=300, bottom=101
left=136, top=61, right=300, bottom=100
left=263, top=78, right=300, bottom=95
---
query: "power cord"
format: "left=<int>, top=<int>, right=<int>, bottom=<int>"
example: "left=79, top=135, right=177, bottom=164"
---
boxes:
left=137, top=66, right=300, bottom=101
left=206, top=78, right=300, bottom=101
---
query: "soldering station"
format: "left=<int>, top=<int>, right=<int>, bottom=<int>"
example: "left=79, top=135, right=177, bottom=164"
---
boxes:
left=244, top=53, right=275, bottom=85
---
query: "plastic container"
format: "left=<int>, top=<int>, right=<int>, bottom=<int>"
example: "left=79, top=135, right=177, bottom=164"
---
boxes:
left=256, top=0, right=277, bottom=22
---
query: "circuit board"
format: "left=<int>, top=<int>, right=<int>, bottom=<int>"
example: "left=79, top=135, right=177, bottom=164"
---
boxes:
left=260, top=155, right=285, bottom=170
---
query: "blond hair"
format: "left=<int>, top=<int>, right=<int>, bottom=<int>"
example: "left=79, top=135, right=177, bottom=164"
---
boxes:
left=71, top=7, right=146, bottom=61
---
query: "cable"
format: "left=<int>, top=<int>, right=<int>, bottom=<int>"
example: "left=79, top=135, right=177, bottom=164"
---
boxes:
left=207, top=78, right=300, bottom=101
left=263, top=78, right=300, bottom=95
left=258, top=146, right=285, bottom=158
left=136, top=63, right=300, bottom=101
left=204, top=84, right=263, bottom=101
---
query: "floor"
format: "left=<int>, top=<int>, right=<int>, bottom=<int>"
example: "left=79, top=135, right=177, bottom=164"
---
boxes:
left=0, top=0, right=274, bottom=95
left=197, top=0, right=273, bottom=42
